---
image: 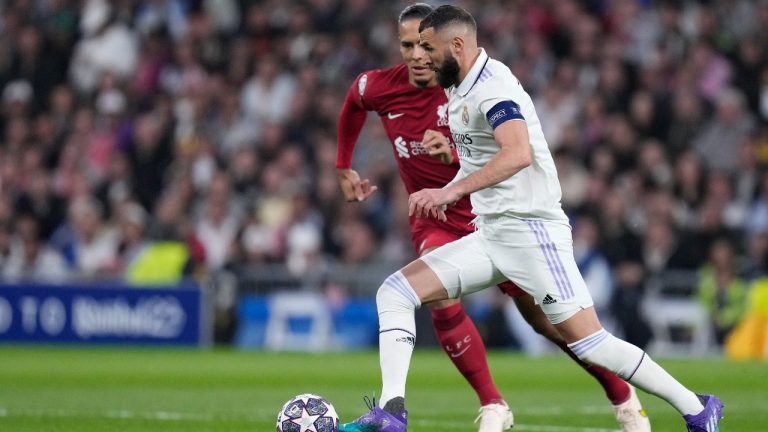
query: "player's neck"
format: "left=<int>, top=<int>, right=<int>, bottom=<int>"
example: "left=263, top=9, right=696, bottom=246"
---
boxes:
left=458, top=48, right=481, bottom=85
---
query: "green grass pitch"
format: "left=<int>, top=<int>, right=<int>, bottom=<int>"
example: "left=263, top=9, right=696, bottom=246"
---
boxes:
left=0, top=347, right=765, bottom=431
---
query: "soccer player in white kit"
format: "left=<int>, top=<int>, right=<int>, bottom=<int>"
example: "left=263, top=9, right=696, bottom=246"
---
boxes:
left=340, top=5, right=724, bottom=432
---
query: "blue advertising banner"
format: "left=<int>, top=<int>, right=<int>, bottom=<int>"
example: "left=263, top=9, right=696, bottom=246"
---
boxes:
left=0, top=283, right=207, bottom=346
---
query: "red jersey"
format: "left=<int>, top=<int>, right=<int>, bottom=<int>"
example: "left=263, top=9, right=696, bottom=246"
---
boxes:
left=337, top=64, right=475, bottom=238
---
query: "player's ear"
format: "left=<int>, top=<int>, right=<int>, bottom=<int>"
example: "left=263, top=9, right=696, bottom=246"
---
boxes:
left=451, top=35, right=464, bottom=55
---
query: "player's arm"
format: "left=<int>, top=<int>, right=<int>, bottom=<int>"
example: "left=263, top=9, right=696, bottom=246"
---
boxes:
left=448, top=116, right=531, bottom=197
left=409, top=100, right=531, bottom=220
left=336, top=75, right=378, bottom=202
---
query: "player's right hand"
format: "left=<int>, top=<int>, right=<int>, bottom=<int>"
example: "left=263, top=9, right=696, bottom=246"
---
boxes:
left=408, top=187, right=460, bottom=221
left=422, top=129, right=454, bottom=165
left=337, top=168, right=378, bottom=202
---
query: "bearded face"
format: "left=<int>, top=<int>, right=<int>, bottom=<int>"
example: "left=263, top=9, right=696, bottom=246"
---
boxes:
left=434, top=49, right=461, bottom=88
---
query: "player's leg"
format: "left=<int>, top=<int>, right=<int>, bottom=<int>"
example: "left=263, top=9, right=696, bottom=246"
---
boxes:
left=415, top=226, right=510, bottom=428
left=556, top=308, right=722, bottom=431
left=493, top=219, right=721, bottom=431
left=339, top=259, right=446, bottom=432
left=341, top=232, right=504, bottom=432
left=428, top=298, right=504, bottom=405
left=428, top=298, right=512, bottom=432
left=419, top=234, right=505, bottom=408
left=511, top=291, right=629, bottom=403
left=510, top=290, right=650, bottom=431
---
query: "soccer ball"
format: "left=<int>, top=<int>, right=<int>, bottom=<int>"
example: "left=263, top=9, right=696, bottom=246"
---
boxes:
left=276, top=393, right=339, bottom=432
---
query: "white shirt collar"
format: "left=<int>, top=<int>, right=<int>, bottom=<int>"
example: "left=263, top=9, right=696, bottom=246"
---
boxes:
left=455, top=48, right=489, bottom=97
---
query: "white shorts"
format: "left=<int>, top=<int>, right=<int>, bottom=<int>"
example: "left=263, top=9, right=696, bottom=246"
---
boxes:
left=420, top=216, right=594, bottom=324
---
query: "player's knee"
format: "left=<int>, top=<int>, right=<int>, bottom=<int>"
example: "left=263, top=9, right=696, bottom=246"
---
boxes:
left=531, top=319, right=563, bottom=343
left=567, top=329, right=644, bottom=379
left=427, top=298, right=460, bottom=311
left=376, top=271, right=421, bottom=313
left=515, top=298, right=563, bottom=341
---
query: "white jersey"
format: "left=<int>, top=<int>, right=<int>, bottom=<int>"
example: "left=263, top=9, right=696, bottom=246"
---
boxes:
left=447, top=48, right=567, bottom=222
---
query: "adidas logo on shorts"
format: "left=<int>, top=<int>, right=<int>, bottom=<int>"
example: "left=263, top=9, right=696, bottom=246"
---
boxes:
left=542, top=294, right=557, bottom=305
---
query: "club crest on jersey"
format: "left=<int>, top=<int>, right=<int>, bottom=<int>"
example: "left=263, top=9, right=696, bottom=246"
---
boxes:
left=462, top=104, right=469, bottom=125
left=358, top=74, right=368, bottom=96
left=437, top=103, right=449, bottom=127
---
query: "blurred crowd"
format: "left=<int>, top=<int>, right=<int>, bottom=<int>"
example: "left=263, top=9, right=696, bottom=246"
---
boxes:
left=1, top=0, right=767, bottom=345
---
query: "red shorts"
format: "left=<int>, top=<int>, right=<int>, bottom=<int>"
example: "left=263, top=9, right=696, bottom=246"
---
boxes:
left=496, top=281, right=526, bottom=297
left=410, top=221, right=527, bottom=298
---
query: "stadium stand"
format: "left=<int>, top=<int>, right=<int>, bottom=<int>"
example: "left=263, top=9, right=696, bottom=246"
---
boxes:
left=1, top=0, right=767, bottom=354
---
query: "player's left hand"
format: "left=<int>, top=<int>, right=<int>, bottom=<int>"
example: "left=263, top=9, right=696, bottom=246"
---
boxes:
left=408, top=186, right=462, bottom=221
left=422, top=129, right=454, bottom=165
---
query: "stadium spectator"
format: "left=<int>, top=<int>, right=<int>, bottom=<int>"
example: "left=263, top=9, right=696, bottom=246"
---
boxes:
left=195, top=172, right=241, bottom=271
left=3, top=215, right=69, bottom=282
left=15, top=168, right=65, bottom=240
left=692, top=87, right=755, bottom=173
left=698, top=239, right=749, bottom=345
left=573, top=214, right=615, bottom=326
left=114, top=201, right=150, bottom=275
left=0, top=220, right=13, bottom=269
left=69, top=0, right=139, bottom=95
left=53, top=195, right=119, bottom=278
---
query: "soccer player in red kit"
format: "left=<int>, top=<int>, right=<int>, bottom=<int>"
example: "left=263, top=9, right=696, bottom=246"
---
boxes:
left=335, top=4, right=651, bottom=432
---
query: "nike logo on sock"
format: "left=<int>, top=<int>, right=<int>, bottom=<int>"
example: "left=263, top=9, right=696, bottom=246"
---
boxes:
left=449, top=345, right=471, bottom=358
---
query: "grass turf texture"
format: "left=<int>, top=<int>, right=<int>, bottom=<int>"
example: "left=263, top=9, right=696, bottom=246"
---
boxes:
left=0, top=347, right=765, bottom=431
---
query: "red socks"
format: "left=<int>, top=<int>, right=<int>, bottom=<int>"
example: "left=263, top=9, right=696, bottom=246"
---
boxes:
left=431, top=303, right=503, bottom=406
left=556, top=341, right=631, bottom=405
left=431, top=303, right=630, bottom=406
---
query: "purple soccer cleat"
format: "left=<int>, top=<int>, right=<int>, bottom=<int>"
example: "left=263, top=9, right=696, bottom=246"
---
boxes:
left=684, top=394, right=724, bottom=432
left=338, top=396, right=407, bottom=432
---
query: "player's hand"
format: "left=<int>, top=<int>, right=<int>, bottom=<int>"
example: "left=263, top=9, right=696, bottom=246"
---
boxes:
left=408, top=186, right=462, bottom=221
left=337, top=168, right=378, bottom=202
left=422, top=129, right=454, bottom=165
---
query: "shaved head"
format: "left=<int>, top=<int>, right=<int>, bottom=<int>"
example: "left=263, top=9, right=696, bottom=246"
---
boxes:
left=417, top=5, right=479, bottom=89
left=418, top=5, right=477, bottom=38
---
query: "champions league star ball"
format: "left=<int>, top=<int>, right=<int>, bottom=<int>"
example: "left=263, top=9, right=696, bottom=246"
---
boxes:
left=276, top=393, right=339, bottom=432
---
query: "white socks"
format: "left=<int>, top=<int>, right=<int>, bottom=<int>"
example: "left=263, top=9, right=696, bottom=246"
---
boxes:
left=568, top=329, right=704, bottom=416
left=377, top=271, right=421, bottom=406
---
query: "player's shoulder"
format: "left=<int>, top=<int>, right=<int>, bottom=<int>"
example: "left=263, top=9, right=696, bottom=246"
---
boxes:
left=357, top=64, right=409, bottom=97
left=489, top=57, right=514, bottom=74
left=472, top=58, right=523, bottom=99
left=481, top=58, right=517, bottom=87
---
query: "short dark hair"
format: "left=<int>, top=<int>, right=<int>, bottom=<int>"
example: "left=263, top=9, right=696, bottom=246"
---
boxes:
left=418, top=5, right=476, bottom=34
left=398, top=3, right=434, bottom=24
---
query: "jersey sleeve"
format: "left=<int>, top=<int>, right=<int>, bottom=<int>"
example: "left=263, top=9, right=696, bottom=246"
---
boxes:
left=336, top=73, right=372, bottom=169
left=476, top=75, right=525, bottom=130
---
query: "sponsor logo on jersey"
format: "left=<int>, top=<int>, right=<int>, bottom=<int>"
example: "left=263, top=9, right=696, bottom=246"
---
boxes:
left=452, top=132, right=473, bottom=145
left=452, top=133, right=473, bottom=158
left=456, top=144, right=472, bottom=158
left=358, top=74, right=367, bottom=96
left=437, top=103, right=449, bottom=127
left=462, top=104, right=469, bottom=125
left=387, top=112, right=404, bottom=119
left=394, top=136, right=410, bottom=158
left=394, top=137, right=448, bottom=158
